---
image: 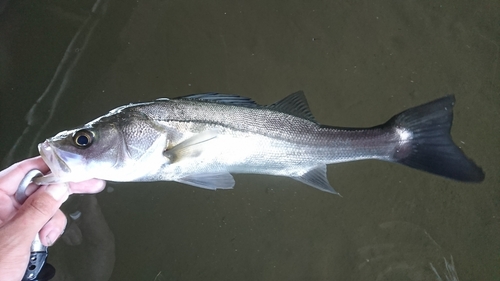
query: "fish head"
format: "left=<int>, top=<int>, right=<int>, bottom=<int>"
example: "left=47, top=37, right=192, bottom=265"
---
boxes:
left=37, top=119, right=124, bottom=183
left=37, top=110, right=167, bottom=184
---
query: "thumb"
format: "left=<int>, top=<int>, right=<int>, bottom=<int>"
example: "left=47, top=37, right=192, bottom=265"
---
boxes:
left=9, top=183, right=70, bottom=246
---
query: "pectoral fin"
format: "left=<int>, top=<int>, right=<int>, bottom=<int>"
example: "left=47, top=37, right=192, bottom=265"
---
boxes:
left=292, top=165, right=339, bottom=195
left=163, top=130, right=219, bottom=162
left=177, top=172, right=235, bottom=190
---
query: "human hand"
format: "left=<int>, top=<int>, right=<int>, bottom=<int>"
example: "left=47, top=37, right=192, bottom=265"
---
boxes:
left=0, top=156, right=105, bottom=280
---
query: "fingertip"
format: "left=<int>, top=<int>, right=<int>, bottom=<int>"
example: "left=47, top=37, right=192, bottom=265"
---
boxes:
left=39, top=210, right=67, bottom=246
left=43, top=230, right=61, bottom=246
left=93, top=179, right=107, bottom=192
left=45, top=183, right=70, bottom=201
left=61, top=221, right=83, bottom=246
left=69, top=179, right=106, bottom=194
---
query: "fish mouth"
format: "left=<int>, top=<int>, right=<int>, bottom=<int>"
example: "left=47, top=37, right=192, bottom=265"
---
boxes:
left=36, top=141, right=71, bottom=184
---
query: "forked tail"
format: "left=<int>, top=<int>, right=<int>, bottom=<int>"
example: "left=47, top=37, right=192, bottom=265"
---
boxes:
left=387, top=95, right=484, bottom=182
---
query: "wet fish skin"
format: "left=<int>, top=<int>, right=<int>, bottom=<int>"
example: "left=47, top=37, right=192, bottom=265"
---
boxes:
left=36, top=91, right=485, bottom=193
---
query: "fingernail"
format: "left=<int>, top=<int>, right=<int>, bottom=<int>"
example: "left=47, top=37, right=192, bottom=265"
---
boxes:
left=46, top=183, right=69, bottom=201
left=46, top=231, right=60, bottom=246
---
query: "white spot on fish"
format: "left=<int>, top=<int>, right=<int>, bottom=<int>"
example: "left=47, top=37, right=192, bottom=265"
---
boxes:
left=397, top=128, right=412, bottom=142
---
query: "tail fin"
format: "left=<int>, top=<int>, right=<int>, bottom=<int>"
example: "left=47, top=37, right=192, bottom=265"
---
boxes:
left=389, top=95, right=484, bottom=182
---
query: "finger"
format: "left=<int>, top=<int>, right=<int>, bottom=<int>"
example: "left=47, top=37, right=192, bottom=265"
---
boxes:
left=0, top=192, right=16, bottom=223
left=61, top=220, right=83, bottom=246
left=39, top=209, right=67, bottom=246
left=0, top=157, right=49, bottom=194
left=69, top=179, right=106, bottom=194
left=6, top=183, right=70, bottom=245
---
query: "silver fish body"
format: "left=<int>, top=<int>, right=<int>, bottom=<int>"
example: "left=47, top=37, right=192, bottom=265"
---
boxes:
left=36, top=92, right=484, bottom=193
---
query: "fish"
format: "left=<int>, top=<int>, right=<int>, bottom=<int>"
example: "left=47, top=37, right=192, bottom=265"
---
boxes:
left=34, top=91, right=484, bottom=194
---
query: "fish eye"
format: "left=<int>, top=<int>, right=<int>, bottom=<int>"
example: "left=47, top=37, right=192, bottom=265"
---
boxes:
left=72, top=130, right=94, bottom=148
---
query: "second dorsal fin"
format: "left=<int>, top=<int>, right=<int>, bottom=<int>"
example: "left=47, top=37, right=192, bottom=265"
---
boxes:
left=267, top=91, right=316, bottom=122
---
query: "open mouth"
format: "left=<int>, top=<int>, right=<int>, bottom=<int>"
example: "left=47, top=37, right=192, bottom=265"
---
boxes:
left=35, top=141, right=71, bottom=184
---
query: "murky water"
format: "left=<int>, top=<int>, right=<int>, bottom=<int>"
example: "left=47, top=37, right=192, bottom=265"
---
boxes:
left=1, top=0, right=498, bottom=280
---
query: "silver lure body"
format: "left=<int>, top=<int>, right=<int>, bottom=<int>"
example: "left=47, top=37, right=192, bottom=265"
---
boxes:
left=36, top=92, right=484, bottom=193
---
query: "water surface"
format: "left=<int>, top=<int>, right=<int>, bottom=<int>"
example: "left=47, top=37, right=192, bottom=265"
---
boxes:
left=1, top=0, right=498, bottom=280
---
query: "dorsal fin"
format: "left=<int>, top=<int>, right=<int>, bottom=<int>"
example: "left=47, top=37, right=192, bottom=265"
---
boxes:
left=267, top=91, right=316, bottom=122
left=176, top=92, right=258, bottom=107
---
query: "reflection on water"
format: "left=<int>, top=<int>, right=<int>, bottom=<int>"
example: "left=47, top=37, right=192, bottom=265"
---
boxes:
left=1, top=0, right=117, bottom=279
left=431, top=256, right=459, bottom=281
left=52, top=195, right=115, bottom=281
left=355, top=221, right=460, bottom=281
left=1, top=0, right=110, bottom=167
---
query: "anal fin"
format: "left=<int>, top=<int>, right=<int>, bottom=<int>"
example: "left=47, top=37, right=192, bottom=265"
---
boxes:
left=292, top=165, right=339, bottom=195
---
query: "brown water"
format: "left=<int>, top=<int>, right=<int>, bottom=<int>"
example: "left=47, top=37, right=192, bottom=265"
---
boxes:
left=1, top=0, right=499, bottom=280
